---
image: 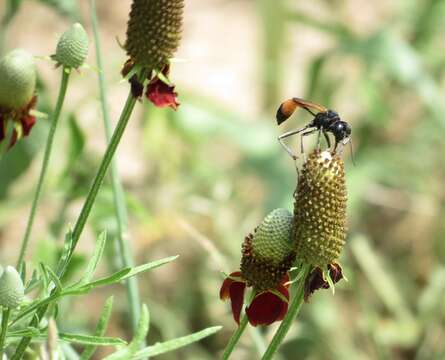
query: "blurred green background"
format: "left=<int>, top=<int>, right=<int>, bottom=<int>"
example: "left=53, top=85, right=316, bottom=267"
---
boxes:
left=1, top=0, right=445, bottom=359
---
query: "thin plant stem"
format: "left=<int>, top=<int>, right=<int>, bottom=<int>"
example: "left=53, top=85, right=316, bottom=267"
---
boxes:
left=16, top=68, right=71, bottom=270
left=11, top=72, right=147, bottom=360
left=221, top=315, right=249, bottom=360
left=0, top=307, right=11, bottom=358
left=261, top=264, right=312, bottom=360
left=221, top=291, right=256, bottom=360
left=89, top=0, right=142, bottom=334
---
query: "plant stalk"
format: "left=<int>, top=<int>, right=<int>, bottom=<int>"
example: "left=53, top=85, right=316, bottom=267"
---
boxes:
left=221, top=291, right=256, bottom=360
left=261, top=264, right=311, bottom=360
left=12, top=72, right=146, bottom=360
left=16, top=68, right=71, bottom=270
left=0, top=307, right=10, bottom=358
left=221, top=314, right=249, bottom=360
left=89, top=0, right=142, bottom=334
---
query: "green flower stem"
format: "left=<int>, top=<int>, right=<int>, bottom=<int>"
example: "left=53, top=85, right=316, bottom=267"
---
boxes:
left=221, top=314, right=249, bottom=360
left=12, top=72, right=147, bottom=360
left=221, top=291, right=256, bottom=360
left=16, top=68, right=71, bottom=270
left=0, top=307, right=10, bottom=358
left=90, top=0, right=142, bottom=334
left=261, top=264, right=311, bottom=360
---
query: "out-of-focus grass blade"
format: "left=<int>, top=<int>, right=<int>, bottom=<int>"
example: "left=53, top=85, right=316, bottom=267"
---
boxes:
left=347, top=31, right=445, bottom=128
left=132, top=326, right=222, bottom=359
left=37, top=0, right=80, bottom=19
left=417, top=267, right=445, bottom=324
left=80, top=296, right=114, bottom=360
left=286, top=10, right=353, bottom=40
left=2, top=0, right=24, bottom=26
left=350, top=235, right=412, bottom=320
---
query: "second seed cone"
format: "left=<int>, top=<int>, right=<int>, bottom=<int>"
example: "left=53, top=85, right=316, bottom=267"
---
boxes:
left=293, top=150, right=347, bottom=267
left=125, top=0, right=184, bottom=70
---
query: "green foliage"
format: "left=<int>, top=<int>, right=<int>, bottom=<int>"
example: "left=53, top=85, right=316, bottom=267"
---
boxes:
left=1, top=0, right=445, bottom=359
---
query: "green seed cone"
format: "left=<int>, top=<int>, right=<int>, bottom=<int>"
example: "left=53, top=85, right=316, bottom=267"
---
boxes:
left=0, top=49, right=36, bottom=110
left=241, top=208, right=296, bottom=292
left=0, top=266, right=25, bottom=308
left=293, top=150, right=347, bottom=267
left=53, top=23, right=89, bottom=69
left=125, top=0, right=184, bottom=70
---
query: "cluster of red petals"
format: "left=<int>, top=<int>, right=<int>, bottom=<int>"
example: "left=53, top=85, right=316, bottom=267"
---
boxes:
left=0, top=96, right=37, bottom=149
left=304, top=262, right=343, bottom=302
left=220, top=271, right=290, bottom=327
left=146, top=76, right=179, bottom=110
left=124, top=61, right=180, bottom=110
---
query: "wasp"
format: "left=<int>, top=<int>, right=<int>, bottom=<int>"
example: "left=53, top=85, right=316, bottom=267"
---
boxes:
left=276, top=97, right=353, bottom=161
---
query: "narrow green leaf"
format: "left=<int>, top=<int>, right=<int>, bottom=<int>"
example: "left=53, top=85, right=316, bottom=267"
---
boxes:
left=72, top=255, right=179, bottom=293
left=104, top=304, right=149, bottom=360
left=80, top=296, right=114, bottom=360
left=120, top=256, right=179, bottom=282
left=12, top=292, right=62, bottom=325
left=78, top=231, right=107, bottom=285
left=24, top=269, right=40, bottom=294
left=6, top=327, right=41, bottom=338
left=56, top=226, right=74, bottom=276
left=59, top=333, right=126, bottom=346
left=133, top=326, right=222, bottom=358
left=44, top=264, right=63, bottom=293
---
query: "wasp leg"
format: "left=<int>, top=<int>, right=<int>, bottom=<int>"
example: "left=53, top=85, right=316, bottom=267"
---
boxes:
left=300, top=129, right=318, bottom=160
left=278, top=126, right=310, bottom=160
left=323, top=131, right=331, bottom=149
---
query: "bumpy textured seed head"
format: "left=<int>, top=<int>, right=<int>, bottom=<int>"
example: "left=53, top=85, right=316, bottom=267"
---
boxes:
left=0, top=49, right=36, bottom=110
left=293, top=150, right=347, bottom=267
left=125, top=0, right=184, bottom=70
left=53, top=23, right=89, bottom=68
left=241, top=208, right=296, bottom=292
left=0, top=266, right=25, bottom=308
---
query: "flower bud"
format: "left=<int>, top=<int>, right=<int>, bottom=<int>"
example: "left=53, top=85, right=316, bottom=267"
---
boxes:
left=125, top=0, right=184, bottom=70
left=0, top=266, right=25, bottom=308
left=53, top=23, right=89, bottom=69
left=241, top=208, right=296, bottom=292
left=0, top=49, right=36, bottom=110
left=293, top=150, right=347, bottom=267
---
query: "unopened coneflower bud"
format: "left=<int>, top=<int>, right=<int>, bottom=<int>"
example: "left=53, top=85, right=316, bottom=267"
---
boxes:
left=241, top=208, right=296, bottom=292
left=125, top=0, right=184, bottom=70
left=0, top=49, right=36, bottom=110
left=52, top=23, right=89, bottom=69
left=293, top=150, right=347, bottom=267
left=0, top=266, right=25, bottom=308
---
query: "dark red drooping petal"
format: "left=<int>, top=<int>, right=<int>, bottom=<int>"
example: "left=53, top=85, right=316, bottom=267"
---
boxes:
left=229, top=281, right=246, bottom=325
left=245, top=286, right=289, bottom=327
left=21, top=115, right=36, bottom=136
left=304, top=263, right=344, bottom=302
left=219, top=271, right=246, bottom=325
left=219, top=271, right=242, bottom=300
left=146, top=77, right=179, bottom=110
